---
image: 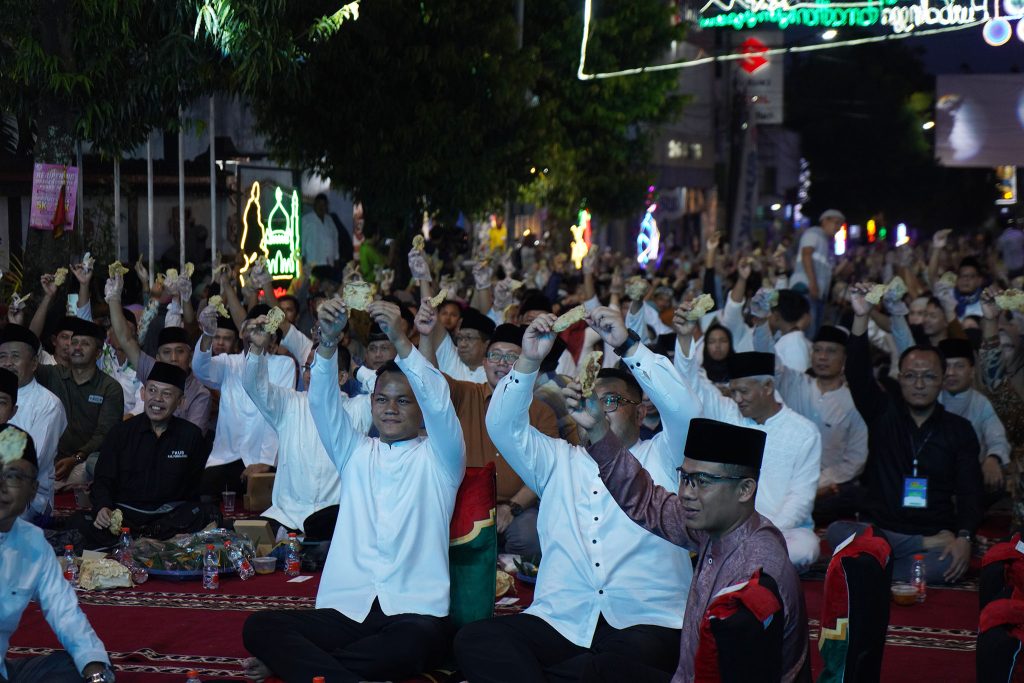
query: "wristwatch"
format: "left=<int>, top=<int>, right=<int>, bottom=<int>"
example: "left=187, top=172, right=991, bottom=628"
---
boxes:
left=613, top=329, right=641, bottom=358
left=957, top=530, right=972, bottom=543
left=509, top=502, right=524, bottom=517
left=86, top=664, right=116, bottom=683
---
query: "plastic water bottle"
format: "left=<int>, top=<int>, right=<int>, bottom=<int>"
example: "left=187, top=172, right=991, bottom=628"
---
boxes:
left=185, top=670, right=201, bottom=683
left=285, top=532, right=301, bottom=577
left=224, top=540, right=255, bottom=580
left=118, top=527, right=133, bottom=567
left=62, top=545, right=78, bottom=585
left=203, top=544, right=219, bottom=590
left=911, top=554, right=927, bottom=603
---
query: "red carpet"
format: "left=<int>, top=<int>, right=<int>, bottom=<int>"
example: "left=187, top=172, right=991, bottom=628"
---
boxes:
left=10, top=572, right=977, bottom=682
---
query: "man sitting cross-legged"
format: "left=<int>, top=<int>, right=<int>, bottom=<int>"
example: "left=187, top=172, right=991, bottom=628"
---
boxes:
left=455, top=308, right=700, bottom=681
left=76, top=363, right=210, bottom=548
left=242, top=298, right=465, bottom=683
left=0, top=423, right=115, bottom=683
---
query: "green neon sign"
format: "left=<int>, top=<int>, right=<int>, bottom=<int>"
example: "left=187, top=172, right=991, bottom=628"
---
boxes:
left=699, top=0, right=991, bottom=33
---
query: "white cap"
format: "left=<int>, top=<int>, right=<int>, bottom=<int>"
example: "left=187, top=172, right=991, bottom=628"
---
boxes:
left=819, top=209, right=846, bottom=224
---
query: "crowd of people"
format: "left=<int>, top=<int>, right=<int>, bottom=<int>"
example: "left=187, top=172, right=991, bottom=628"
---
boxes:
left=2, top=208, right=1023, bottom=682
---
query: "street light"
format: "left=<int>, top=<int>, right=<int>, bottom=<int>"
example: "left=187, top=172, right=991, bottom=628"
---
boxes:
left=822, top=29, right=838, bottom=40
left=770, top=203, right=782, bottom=211
left=922, top=121, right=935, bottom=130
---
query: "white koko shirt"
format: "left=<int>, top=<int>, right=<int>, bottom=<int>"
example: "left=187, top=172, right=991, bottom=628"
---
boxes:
left=485, top=343, right=697, bottom=648
left=12, top=378, right=67, bottom=518
left=309, top=346, right=465, bottom=621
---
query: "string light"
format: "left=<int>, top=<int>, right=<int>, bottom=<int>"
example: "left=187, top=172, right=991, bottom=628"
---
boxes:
left=578, top=0, right=987, bottom=81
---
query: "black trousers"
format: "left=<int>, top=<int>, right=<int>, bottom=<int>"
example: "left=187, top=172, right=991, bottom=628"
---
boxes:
left=200, top=460, right=246, bottom=500
left=454, top=613, right=680, bottom=683
left=242, top=599, right=451, bottom=683
left=579, top=653, right=673, bottom=683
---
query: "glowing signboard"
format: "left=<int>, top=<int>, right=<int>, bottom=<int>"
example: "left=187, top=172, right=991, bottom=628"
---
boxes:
left=699, top=0, right=994, bottom=34
left=239, top=181, right=302, bottom=284
left=636, top=205, right=661, bottom=268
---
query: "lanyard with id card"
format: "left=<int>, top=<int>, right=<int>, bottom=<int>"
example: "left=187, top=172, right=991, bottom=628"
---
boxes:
left=903, top=430, right=932, bottom=509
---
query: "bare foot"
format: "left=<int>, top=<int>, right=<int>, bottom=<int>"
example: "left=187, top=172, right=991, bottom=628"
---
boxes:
left=243, top=657, right=271, bottom=682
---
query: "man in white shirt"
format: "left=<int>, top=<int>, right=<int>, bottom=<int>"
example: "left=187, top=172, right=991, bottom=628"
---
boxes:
left=302, top=194, right=341, bottom=268
left=0, top=424, right=114, bottom=683
left=242, top=331, right=370, bottom=540
left=765, top=325, right=869, bottom=525
left=771, top=290, right=812, bottom=373
left=0, top=325, right=67, bottom=524
left=192, top=304, right=296, bottom=502
left=938, top=338, right=1010, bottom=497
left=790, top=208, right=843, bottom=336
left=433, top=306, right=493, bottom=383
left=676, top=311, right=821, bottom=569
left=242, top=298, right=464, bottom=683
left=455, top=308, right=699, bottom=681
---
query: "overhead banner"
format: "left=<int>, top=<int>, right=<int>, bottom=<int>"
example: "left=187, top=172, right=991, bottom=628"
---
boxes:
left=29, top=164, right=78, bottom=231
left=935, top=74, right=1024, bottom=167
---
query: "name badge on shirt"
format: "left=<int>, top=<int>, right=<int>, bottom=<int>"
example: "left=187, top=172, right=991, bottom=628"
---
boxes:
left=903, top=477, right=928, bottom=509
left=88, top=394, right=104, bottom=404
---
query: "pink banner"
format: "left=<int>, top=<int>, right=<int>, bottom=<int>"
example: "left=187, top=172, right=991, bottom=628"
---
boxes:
left=29, top=163, right=78, bottom=230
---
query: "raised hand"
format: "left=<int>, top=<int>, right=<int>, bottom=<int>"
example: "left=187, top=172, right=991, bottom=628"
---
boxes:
left=248, top=315, right=272, bottom=352
left=582, top=246, right=598, bottom=275
left=521, top=313, right=558, bottom=362
left=198, top=303, right=219, bottom=337
left=981, top=286, right=1001, bottom=321
left=672, top=303, right=698, bottom=339
left=104, top=274, right=124, bottom=303
left=367, top=300, right=404, bottom=342
left=408, top=248, right=432, bottom=282
left=40, top=274, right=57, bottom=298
left=134, top=258, right=149, bottom=285
left=849, top=282, right=874, bottom=317
left=71, top=262, right=92, bottom=286
left=706, top=231, right=721, bottom=252
left=737, top=257, right=753, bottom=281
left=472, top=259, right=494, bottom=290
left=586, top=306, right=628, bottom=348
left=500, top=250, right=516, bottom=278
left=562, top=380, right=606, bottom=433
left=932, top=229, right=952, bottom=251
left=414, top=297, right=437, bottom=336
left=317, top=296, right=349, bottom=342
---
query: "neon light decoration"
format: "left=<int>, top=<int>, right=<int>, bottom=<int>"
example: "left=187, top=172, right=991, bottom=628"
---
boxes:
left=896, top=223, right=910, bottom=246
left=636, top=205, right=661, bottom=268
left=239, top=181, right=302, bottom=284
left=570, top=208, right=592, bottom=269
left=698, top=0, right=993, bottom=34
left=834, top=223, right=847, bottom=256
left=866, top=218, right=877, bottom=243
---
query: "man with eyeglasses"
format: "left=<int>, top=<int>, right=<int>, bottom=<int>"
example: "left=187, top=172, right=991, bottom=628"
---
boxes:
left=825, top=283, right=982, bottom=584
left=418, top=308, right=561, bottom=557
left=456, top=307, right=700, bottom=681
left=0, top=423, right=115, bottom=683
left=0, top=325, right=66, bottom=524
left=577, top=416, right=808, bottom=682
left=674, top=302, right=822, bottom=570
left=432, top=306, right=493, bottom=384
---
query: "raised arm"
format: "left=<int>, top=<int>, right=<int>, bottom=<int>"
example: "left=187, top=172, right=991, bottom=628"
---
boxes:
left=845, top=283, right=889, bottom=423
left=309, top=296, right=366, bottom=472
left=191, top=303, right=228, bottom=389
left=30, top=273, right=59, bottom=339
left=587, top=428, right=698, bottom=549
left=103, top=274, right=142, bottom=368
left=242, top=326, right=289, bottom=429
left=588, top=306, right=701, bottom=461
left=485, top=314, right=565, bottom=494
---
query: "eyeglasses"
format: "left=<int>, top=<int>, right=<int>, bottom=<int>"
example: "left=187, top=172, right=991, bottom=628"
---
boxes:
left=1, top=469, right=34, bottom=488
left=456, top=334, right=483, bottom=345
left=677, top=469, right=748, bottom=490
left=899, top=372, right=941, bottom=385
left=597, top=394, right=640, bottom=413
left=486, top=351, right=520, bottom=365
